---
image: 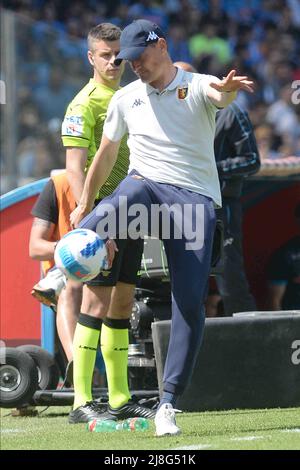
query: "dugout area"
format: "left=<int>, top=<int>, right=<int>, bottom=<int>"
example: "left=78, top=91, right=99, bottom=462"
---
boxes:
left=153, top=313, right=300, bottom=411
left=0, top=177, right=299, bottom=410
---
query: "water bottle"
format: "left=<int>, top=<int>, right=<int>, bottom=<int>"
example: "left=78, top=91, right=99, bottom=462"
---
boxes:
left=129, top=417, right=149, bottom=431
left=115, top=420, right=130, bottom=431
left=87, top=417, right=149, bottom=432
left=87, top=419, right=117, bottom=432
left=116, top=417, right=149, bottom=431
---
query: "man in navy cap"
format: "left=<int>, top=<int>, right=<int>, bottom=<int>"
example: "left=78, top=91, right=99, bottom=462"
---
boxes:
left=114, top=19, right=166, bottom=64
left=71, top=19, right=254, bottom=436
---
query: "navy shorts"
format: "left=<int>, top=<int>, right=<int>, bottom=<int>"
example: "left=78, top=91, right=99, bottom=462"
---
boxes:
left=85, top=237, right=143, bottom=287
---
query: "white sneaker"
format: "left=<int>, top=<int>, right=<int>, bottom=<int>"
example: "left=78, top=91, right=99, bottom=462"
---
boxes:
left=31, top=268, right=66, bottom=306
left=155, top=403, right=181, bottom=437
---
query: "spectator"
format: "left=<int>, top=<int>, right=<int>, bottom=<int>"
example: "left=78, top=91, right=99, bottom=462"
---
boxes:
left=17, top=135, right=53, bottom=182
left=266, top=84, right=300, bottom=151
left=189, top=20, right=232, bottom=65
left=254, top=124, right=280, bottom=160
left=267, top=203, right=300, bottom=311
left=34, top=67, right=76, bottom=121
left=128, top=0, right=169, bottom=30
left=167, top=23, right=192, bottom=63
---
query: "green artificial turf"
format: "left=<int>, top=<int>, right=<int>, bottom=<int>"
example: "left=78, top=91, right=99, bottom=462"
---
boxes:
left=1, top=406, right=300, bottom=450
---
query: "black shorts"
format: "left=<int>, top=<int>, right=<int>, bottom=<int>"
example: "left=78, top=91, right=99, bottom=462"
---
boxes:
left=85, top=237, right=143, bottom=287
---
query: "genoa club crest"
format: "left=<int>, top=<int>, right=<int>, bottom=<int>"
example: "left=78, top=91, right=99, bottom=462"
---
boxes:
left=177, top=86, right=188, bottom=99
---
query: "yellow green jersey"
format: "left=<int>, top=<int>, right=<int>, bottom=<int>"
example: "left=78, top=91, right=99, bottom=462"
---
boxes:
left=61, top=78, right=129, bottom=200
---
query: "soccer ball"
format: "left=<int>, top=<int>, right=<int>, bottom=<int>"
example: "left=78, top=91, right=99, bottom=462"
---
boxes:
left=54, top=229, right=107, bottom=282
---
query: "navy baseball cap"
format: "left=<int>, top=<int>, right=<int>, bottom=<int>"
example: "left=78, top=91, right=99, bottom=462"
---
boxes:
left=114, top=19, right=165, bottom=65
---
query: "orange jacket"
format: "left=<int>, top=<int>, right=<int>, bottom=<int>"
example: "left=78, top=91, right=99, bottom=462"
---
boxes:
left=42, top=172, right=76, bottom=274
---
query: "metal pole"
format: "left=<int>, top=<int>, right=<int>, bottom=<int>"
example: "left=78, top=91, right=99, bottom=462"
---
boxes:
left=1, top=9, right=18, bottom=192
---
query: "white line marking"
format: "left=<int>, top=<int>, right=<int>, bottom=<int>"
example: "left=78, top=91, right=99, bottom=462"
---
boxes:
left=281, top=428, right=300, bottom=433
left=1, top=429, right=25, bottom=434
left=172, top=444, right=213, bottom=450
left=231, top=436, right=266, bottom=441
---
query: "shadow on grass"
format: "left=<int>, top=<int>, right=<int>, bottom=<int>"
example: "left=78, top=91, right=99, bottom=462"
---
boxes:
left=37, top=410, right=70, bottom=418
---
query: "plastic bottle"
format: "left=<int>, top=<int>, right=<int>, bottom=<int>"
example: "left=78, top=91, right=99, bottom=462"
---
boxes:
left=115, top=420, right=130, bottom=431
left=87, top=417, right=149, bottom=432
left=116, top=417, right=149, bottom=431
left=130, top=417, right=149, bottom=431
left=87, top=419, right=117, bottom=432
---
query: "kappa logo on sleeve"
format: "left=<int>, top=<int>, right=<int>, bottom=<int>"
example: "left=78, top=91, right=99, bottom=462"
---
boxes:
left=132, top=98, right=145, bottom=108
left=62, top=115, right=84, bottom=137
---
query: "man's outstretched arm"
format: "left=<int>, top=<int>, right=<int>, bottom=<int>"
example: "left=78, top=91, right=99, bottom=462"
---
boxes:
left=207, top=69, right=254, bottom=108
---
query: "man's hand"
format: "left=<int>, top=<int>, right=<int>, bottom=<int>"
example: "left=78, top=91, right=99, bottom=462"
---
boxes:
left=105, top=239, right=118, bottom=269
left=70, top=206, right=118, bottom=268
left=70, top=204, right=90, bottom=228
left=210, top=69, right=254, bottom=94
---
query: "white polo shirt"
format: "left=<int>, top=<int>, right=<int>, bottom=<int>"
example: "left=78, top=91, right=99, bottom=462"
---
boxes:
left=104, top=67, right=222, bottom=207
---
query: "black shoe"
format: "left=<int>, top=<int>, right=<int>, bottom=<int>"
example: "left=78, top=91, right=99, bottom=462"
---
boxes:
left=108, top=399, right=156, bottom=420
left=68, top=400, right=109, bottom=424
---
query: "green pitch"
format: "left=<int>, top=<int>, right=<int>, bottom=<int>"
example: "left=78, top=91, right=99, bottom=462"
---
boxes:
left=1, top=406, right=300, bottom=450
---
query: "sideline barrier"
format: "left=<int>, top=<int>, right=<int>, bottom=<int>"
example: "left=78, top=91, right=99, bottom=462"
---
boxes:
left=233, top=310, right=300, bottom=317
left=152, top=313, right=300, bottom=411
left=0, top=179, right=55, bottom=352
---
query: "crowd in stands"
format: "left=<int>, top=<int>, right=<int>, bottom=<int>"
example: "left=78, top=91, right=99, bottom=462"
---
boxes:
left=1, top=0, right=299, bottom=191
